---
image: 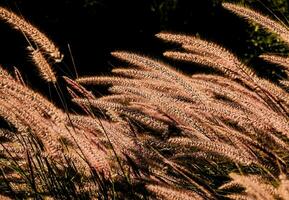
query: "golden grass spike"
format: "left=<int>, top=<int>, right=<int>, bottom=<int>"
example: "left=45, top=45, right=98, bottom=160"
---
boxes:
left=260, top=54, right=289, bottom=74
left=76, top=75, right=183, bottom=97
left=31, top=49, right=57, bottom=83
left=98, top=94, right=143, bottom=103
left=156, top=32, right=196, bottom=45
left=112, top=68, right=163, bottom=80
left=156, top=32, right=258, bottom=78
left=163, top=51, right=240, bottom=78
left=223, top=173, right=279, bottom=200
left=278, top=174, right=289, bottom=199
left=121, top=109, right=169, bottom=131
left=0, top=98, right=64, bottom=160
left=0, top=100, right=28, bottom=134
left=0, top=195, right=12, bottom=200
left=280, top=80, right=289, bottom=88
left=225, top=194, right=255, bottom=200
left=0, top=7, right=63, bottom=62
left=72, top=98, right=169, bottom=131
left=222, top=3, right=289, bottom=45
left=0, top=73, right=64, bottom=122
left=111, top=52, right=204, bottom=101
left=2, top=4, right=289, bottom=199
left=76, top=76, right=135, bottom=86
left=156, top=32, right=235, bottom=63
left=0, top=66, right=13, bottom=79
left=70, top=128, right=111, bottom=178
left=146, top=184, right=205, bottom=200
left=109, top=85, right=215, bottom=140
left=169, top=137, right=256, bottom=165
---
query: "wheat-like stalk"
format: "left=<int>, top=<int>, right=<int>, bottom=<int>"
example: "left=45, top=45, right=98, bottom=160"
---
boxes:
left=0, top=7, right=63, bottom=62
left=31, top=49, right=57, bottom=83
left=222, top=3, right=289, bottom=45
left=1, top=2, right=289, bottom=199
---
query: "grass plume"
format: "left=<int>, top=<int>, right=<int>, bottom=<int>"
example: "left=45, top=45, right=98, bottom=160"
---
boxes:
left=1, top=2, right=289, bottom=199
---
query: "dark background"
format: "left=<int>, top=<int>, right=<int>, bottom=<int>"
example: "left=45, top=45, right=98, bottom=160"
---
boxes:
left=0, top=0, right=288, bottom=88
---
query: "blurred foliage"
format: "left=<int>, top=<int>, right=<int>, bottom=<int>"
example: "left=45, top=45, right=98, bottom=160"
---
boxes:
left=150, top=0, right=178, bottom=29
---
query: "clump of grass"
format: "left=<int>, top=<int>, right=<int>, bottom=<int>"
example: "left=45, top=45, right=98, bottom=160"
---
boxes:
left=1, top=2, right=289, bottom=199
